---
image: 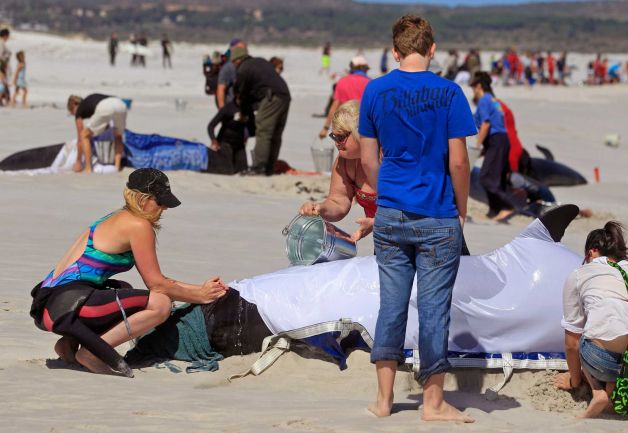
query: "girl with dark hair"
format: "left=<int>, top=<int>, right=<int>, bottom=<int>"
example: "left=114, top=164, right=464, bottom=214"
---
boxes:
left=554, top=221, right=628, bottom=418
left=470, top=71, right=516, bottom=221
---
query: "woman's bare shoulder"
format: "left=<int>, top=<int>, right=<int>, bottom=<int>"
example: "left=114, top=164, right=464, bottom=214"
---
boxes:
left=113, top=209, right=154, bottom=232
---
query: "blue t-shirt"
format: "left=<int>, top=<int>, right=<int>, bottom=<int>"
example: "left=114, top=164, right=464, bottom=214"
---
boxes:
left=359, top=70, right=477, bottom=218
left=473, top=93, right=507, bottom=135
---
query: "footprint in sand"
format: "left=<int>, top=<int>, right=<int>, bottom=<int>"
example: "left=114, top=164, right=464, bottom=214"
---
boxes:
left=272, top=418, right=335, bottom=432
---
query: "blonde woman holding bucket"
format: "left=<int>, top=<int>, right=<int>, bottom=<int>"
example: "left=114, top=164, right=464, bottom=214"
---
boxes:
left=300, top=100, right=377, bottom=242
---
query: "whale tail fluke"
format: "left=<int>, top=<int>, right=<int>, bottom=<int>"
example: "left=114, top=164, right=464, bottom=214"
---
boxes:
left=539, top=204, right=580, bottom=242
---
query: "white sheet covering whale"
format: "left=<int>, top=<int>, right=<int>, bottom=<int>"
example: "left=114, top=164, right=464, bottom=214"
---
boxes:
left=231, top=219, right=582, bottom=355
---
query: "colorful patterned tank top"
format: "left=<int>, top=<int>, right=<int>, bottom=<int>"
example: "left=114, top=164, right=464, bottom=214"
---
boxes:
left=42, top=212, right=135, bottom=288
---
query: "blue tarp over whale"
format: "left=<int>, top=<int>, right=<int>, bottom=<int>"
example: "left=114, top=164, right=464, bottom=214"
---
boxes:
left=124, top=130, right=208, bottom=171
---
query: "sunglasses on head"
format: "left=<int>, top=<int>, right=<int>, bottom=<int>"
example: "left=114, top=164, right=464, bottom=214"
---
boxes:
left=329, top=132, right=349, bottom=145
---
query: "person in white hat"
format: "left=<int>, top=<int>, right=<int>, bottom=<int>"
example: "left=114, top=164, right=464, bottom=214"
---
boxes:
left=318, top=55, right=371, bottom=139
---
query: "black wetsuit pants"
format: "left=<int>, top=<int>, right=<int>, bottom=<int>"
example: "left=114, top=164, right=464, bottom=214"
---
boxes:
left=30, top=280, right=149, bottom=371
left=479, top=132, right=517, bottom=216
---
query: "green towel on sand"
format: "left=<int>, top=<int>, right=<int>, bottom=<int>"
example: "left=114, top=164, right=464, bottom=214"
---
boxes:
left=125, top=304, right=223, bottom=373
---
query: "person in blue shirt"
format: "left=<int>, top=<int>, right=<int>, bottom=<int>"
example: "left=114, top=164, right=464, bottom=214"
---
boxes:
left=360, top=15, right=476, bottom=423
left=471, top=71, right=516, bottom=221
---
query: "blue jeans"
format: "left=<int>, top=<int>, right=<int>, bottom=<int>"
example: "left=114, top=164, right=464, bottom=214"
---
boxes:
left=371, top=206, right=462, bottom=384
left=579, top=337, right=622, bottom=383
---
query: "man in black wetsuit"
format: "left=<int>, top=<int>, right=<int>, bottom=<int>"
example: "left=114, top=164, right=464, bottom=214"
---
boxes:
left=231, top=47, right=291, bottom=176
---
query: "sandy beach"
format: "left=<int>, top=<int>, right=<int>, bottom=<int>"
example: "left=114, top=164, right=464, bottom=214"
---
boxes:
left=0, top=31, right=627, bottom=432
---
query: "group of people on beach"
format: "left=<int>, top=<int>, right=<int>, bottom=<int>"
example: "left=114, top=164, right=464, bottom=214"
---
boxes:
left=107, top=32, right=173, bottom=69
left=0, top=28, right=28, bottom=107
left=27, top=15, right=627, bottom=423
left=586, top=54, right=628, bottom=85
left=204, top=38, right=290, bottom=176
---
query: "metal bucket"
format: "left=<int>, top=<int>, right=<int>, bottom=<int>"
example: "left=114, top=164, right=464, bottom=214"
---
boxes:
left=310, top=145, right=335, bottom=174
left=282, top=215, right=357, bottom=266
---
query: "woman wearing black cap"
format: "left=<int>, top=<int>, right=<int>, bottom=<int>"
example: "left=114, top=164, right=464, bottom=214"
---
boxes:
left=30, top=168, right=229, bottom=377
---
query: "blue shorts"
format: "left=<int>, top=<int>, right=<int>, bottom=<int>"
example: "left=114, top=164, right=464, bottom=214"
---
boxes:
left=579, top=337, right=622, bottom=383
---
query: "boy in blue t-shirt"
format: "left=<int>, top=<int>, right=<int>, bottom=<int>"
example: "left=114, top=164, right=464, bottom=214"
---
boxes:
left=359, top=15, right=476, bottom=423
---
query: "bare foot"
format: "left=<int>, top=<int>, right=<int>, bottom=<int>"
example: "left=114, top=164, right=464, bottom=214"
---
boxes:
left=72, top=160, right=83, bottom=173
left=367, top=394, right=393, bottom=417
left=422, top=401, right=475, bottom=423
left=492, top=209, right=514, bottom=222
left=75, top=348, right=134, bottom=378
left=54, top=336, right=79, bottom=364
left=577, top=393, right=609, bottom=419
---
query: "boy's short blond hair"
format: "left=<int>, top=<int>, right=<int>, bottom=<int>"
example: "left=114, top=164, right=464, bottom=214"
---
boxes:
left=392, top=15, right=434, bottom=58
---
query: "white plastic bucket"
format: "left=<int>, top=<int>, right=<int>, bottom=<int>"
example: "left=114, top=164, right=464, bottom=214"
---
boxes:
left=282, top=215, right=357, bottom=266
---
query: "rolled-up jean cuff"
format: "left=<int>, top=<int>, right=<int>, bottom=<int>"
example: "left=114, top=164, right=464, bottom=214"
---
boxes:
left=417, top=358, right=452, bottom=385
left=370, top=347, right=406, bottom=365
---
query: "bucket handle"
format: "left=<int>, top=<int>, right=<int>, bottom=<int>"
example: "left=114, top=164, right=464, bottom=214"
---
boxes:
left=282, top=226, right=289, bottom=236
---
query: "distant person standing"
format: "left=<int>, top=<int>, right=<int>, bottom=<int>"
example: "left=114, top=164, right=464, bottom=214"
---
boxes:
left=320, top=42, right=331, bottom=75
left=129, top=33, right=138, bottom=66
left=443, top=49, right=459, bottom=80
left=360, top=15, right=476, bottom=423
left=108, top=32, right=119, bottom=66
left=161, top=34, right=173, bottom=69
left=319, top=55, right=370, bottom=139
left=138, top=33, right=148, bottom=67
left=557, top=52, right=568, bottom=86
left=10, top=51, right=27, bottom=107
left=379, top=47, right=389, bottom=74
left=232, top=47, right=291, bottom=176
left=216, top=38, right=246, bottom=109
left=546, top=51, right=556, bottom=85
left=470, top=71, right=515, bottom=221
left=67, top=94, right=128, bottom=173
left=0, top=28, right=11, bottom=100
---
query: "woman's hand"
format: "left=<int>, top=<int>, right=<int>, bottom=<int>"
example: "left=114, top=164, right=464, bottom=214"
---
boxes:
left=351, top=217, right=374, bottom=242
left=553, top=372, right=576, bottom=391
left=198, top=276, right=228, bottom=304
left=300, top=202, right=321, bottom=216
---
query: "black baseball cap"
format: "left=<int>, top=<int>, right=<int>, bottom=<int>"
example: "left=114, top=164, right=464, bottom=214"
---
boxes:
left=127, top=168, right=181, bottom=208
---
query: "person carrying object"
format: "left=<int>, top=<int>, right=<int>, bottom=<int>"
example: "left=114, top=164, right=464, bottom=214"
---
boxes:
left=301, top=100, right=376, bottom=242
left=67, top=94, right=128, bottom=173
left=232, top=46, right=291, bottom=176
left=30, top=168, right=229, bottom=377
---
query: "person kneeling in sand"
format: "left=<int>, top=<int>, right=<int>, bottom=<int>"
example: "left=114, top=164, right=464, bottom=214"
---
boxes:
left=67, top=94, right=127, bottom=173
left=554, top=221, right=628, bottom=418
left=300, top=100, right=376, bottom=242
left=30, top=168, right=229, bottom=377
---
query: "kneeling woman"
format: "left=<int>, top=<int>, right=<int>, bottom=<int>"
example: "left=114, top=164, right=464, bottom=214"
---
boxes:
left=554, top=221, right=628, bottom=418
left=300, top=100, right=376, bottom=241
left=30, top=168, right=229, bottom=377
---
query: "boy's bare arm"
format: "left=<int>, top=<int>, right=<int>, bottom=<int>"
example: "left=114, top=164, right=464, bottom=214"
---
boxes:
left=448, top=137, right=470, bottom=226
left=360, top=136, right=380, bottom=191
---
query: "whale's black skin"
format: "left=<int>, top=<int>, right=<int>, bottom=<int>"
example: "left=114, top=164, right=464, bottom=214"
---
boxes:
left=539, top=204, right=580, bottom=242
left=529, top=158, right=587, bottom=187
left=0, top=143, right=64, bottom=171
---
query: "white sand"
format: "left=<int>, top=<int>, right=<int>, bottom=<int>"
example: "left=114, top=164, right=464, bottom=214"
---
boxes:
left=0, top=31, right=627, bottom=432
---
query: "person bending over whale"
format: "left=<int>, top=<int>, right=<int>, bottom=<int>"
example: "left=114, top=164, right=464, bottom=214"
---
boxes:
left=554, top=221, right=628, bottom=418
left=30, top=168, right=228, bottom=377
